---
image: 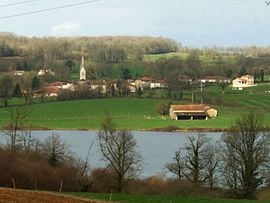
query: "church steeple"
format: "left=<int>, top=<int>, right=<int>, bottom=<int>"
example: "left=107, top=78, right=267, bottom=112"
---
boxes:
left=80, top=56, right=86, bottom=81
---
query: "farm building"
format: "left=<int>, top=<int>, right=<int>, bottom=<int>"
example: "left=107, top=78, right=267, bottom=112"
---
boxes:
left=200, top=76, right=230, bottom=84
left=169, top=105, right=217, bottom=120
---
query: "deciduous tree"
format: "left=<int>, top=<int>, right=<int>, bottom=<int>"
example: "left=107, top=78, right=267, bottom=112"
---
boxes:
left=220, top=112, right=270, bottom=199
left=98, top=116, right=141, bottom=193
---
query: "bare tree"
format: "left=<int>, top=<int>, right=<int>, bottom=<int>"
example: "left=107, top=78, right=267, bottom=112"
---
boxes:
left=220, top=112, right=270, bottom=199
left=182, top=134, right=210, bottom=185
left=166, top=148, right=184, bottom=179
left=204, top=143, right=219, bottom=189
left=17, top=130, right=40, bottom=153
left=40, top=133, right=73, bottom=166
left=166, top=136, right=219, bottom=189
left=4, top=106, right=32, bottom=151
left=98, top=116, right=141, bottom=193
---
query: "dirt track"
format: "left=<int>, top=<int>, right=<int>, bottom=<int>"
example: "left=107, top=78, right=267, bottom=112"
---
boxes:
left=0, top=188, right=106, bottom=203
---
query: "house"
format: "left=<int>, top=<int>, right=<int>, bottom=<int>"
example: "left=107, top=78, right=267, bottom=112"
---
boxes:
left=232, top=75, right=256, bottom=90
left=45, top=82, right=75, bottom=92
left=38, top=69, right=55, bottom=76
left=61, top=83, right=75, bottom=91
left=13, top=70, right=25, bottom=76
left=150, top=80, right=167, bottom=89
left=135, top=77, right=167, bottom=89
left=44, top=87, right=60, bottom=97
left=169, top=104, right=217, bottom=120
left=46, top=81, right=65, bottom=88
left=200, top=76, right=230, bottom=84
left=90, top=80, right=107, bottom=93
left=178, top=75, right=193, bottom=84
left=135, top=76, right=155, bottom=89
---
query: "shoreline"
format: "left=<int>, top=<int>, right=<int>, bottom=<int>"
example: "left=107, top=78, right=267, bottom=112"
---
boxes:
left=0, top=126, right=227, bottom=133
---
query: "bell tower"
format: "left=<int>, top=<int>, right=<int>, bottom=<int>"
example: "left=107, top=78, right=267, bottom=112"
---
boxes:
left=80, top=56, right=86, bottom=81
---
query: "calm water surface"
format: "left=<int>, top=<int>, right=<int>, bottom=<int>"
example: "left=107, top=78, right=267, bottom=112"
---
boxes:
left=0, top=131, right=222, bottom=177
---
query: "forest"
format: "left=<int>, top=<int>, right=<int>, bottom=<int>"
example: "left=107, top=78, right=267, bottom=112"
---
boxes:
left=1, top=34, right=270, bottom=83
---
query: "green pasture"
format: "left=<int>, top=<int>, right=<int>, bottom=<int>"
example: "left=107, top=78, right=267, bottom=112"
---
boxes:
left=0, top=94, right=269, bottom=130
left=144, top=52, right=237, bottom=64
left=144, top=52, right=188, bottom=61
left=1, top=84, right=270, bottom=130
left=67, top=192, right=264, bottom=203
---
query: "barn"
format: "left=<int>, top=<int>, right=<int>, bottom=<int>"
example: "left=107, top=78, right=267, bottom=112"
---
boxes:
left=169, top=105, right=217, bottom=120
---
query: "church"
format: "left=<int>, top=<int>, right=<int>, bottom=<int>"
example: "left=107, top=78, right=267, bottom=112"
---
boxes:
left=80, top=56, right=86, bottom=81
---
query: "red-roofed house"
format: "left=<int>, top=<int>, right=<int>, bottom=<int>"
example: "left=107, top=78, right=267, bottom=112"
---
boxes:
left=232, top=75, right=256, bottom=90
left=45, top=87, right=60, bottom=97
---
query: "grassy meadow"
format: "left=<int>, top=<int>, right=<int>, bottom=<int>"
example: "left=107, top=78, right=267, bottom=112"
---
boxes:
left=144, top=52, right=237, bottom=65
left=67, top=192, right=266, bottom=203
left=1, top=83, right=270, bottom=130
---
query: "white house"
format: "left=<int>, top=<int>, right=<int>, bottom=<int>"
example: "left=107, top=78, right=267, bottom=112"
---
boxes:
left=13, top=70, right=25, bottom=76
left=150, top=80, right=167, bottom=89
left=200, top=76, right=230, bottom=84
left=38, top=69, right=55, bottom=76
left=232, top=75, right=256, bottom=90
left=90, top=80, right=107, bottom=93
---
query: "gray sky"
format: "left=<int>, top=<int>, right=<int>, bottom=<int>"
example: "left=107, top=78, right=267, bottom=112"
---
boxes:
left=0, top=0, right=269, bottom=47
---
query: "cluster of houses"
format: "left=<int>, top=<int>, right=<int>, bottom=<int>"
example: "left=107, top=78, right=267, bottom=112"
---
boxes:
left=44, top=57, right=168, bottom=97
left=12, top=57, right=260, bottom=121
left=13, top=57, right=257, bottom=99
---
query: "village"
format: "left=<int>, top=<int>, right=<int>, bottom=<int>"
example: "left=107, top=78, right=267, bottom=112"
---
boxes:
left=12, top=56, right=258, bottom=97
left=10, top=56, right=261, bottom=122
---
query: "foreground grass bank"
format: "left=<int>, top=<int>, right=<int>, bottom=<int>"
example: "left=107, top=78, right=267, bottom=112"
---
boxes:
left=67, top=192, right=263, bottom=203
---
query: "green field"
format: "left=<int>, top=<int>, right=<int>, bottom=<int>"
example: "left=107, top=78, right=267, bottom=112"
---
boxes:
left=144, top=52, right=189, bottom=61
left=0, top=98, right=256, bottom=130
left=67, top=192, right=265, bottom=203
left=144, top=52, right=237, bottom=65
left=1, top=84, right=270, bottom=130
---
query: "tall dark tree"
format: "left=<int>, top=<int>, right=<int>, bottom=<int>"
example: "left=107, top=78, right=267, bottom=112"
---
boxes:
left=136, top=87, right=143, bottom=98
left=31, top=76, right=42, bottom=92
left=260, top=68, right=265, bottom=82
left=0, top=75, right=13, bottom=107
left=122, top=68, right=131, bottom=80
left=13, top=83, right=22, bottom=98
left=239, top=66, right=247, bottom=76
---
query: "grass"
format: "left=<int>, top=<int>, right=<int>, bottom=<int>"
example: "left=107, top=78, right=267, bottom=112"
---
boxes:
left=144, top=52, right=237, bottom=65
left=67, top=192, right=265, bottom=203
left=144, top=52, right=189, bottom=61
left=1, top=84, right=270, bottom=130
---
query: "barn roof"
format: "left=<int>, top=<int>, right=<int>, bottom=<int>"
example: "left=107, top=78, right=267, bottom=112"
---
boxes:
left=170, top=104, right=212, bottom=112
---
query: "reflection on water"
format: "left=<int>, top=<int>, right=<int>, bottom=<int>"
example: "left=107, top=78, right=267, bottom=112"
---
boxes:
left=0, top=130, right=222, bottom=177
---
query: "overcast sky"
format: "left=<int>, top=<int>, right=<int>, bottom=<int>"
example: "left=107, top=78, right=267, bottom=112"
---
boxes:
left=0, top=0, right=269, bottom=47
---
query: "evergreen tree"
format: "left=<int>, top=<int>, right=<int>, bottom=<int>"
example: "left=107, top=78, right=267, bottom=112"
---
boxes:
left=122, top=68, right=131, bottom=80
left=260, top=69, right=265, bottom=82
left=136, top=87, right=143, bottom=98
left=31, top=76, right=42, bottom=91
left=13, top=83, right=22, bottom=98
left=239, top=66, right=247, bottom=76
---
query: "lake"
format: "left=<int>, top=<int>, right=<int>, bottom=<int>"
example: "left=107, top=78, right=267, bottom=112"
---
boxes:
left=0, top=130, right=222, bottom=177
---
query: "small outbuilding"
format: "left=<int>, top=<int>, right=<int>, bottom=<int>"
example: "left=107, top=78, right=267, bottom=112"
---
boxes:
left=169, top=104, right=217, bottom=120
